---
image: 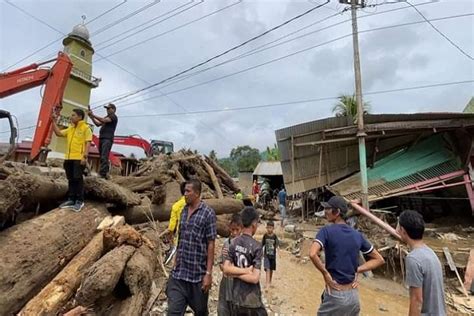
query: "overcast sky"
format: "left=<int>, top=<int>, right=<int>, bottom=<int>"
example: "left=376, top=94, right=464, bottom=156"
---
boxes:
left=1, top=0, right=473, bottom=158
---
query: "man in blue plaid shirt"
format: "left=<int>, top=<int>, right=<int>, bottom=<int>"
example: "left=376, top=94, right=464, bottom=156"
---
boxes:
left=167, top=179, right=217, bottom=316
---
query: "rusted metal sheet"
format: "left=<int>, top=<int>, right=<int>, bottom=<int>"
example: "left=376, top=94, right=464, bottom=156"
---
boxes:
left=276, top=113, right=474, bottom=195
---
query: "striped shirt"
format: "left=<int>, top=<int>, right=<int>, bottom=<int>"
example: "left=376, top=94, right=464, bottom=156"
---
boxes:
left=172, top=201, right=217, bottom=283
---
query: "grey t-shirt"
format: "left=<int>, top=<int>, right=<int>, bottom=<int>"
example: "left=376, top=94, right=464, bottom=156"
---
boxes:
left=405, top=245, right=446, bottom=316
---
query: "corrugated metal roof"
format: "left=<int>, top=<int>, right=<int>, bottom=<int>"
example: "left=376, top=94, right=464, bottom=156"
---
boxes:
left=330, top=134, right=462, bottom=200
left=253, top=161, right=282, bottom=176
left=275, top=113, right=474, bottom=195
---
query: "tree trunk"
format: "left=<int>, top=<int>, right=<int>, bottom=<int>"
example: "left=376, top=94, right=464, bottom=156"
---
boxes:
left=119, top=198, right=244, bottom=224
left=115, top=230, right=160, bottom=315
left=204, top=156, right=239, bottom=192
left=0, top=203, right=109, bottom=315
left=84, top=177, right=141, bottom=207
left=201, top=158, right=224, bottom=199
left=75, top=245, right=136, bottom=306
left=20, top=232, right=106, bottom=316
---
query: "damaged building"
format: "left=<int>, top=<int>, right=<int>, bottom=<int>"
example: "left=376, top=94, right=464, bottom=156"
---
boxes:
left=276, top=113, right=474, bottom=220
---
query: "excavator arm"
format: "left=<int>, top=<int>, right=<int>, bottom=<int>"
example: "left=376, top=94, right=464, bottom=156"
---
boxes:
left=91, top=135, right=152, bottom=168
left=0, top=52, right=73, bottom=160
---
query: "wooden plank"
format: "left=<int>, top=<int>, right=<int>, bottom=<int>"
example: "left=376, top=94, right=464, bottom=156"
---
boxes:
left=443, top=247, right=469, bottom=297
left=464, top=249, right=474, bottom=294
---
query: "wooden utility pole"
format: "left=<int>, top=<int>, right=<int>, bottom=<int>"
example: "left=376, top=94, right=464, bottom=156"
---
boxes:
left=346, top=0, right=369, bottom=209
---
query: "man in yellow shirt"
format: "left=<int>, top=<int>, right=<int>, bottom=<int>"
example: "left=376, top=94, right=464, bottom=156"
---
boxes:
left=52, top=109, right=92, bottom=212
left=165, top=182, right=186, bottom=265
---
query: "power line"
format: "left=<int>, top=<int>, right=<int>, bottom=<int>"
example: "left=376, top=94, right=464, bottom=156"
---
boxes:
left=118, top=79, right=474, bottom=118
left=95, top=0, right=244, bottom=62
left=406, top=1, right=474, bottom=60
left=116, top=12, right=474, bottom=109
left=94, top=0, right=199, bottom=49
left=91, top=0, right=162, bottom=36
left=2, top=0, right=127, bottom=70
left=85, top=0, right=128, bottom=25
left=92, top=0, right=440, bottom=108
left=145, top=0, right=436, bottom=97
left=91, top=0, right=330, bottom=108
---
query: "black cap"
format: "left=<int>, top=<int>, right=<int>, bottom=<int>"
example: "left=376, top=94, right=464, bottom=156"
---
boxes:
left=320, top=196, right=348, bottom=214
left=104, top=103, right=116, bottom=110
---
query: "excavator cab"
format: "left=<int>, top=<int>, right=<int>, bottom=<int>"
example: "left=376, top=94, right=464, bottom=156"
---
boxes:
left=0, top=110, right=17, bottom=162
left=150, top=140, right=174, bottom=155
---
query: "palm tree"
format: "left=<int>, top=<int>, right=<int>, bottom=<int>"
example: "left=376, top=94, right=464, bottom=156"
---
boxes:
left=266, top=144, right=280, bottom=161
left=332, top=94, right=370, bottom=121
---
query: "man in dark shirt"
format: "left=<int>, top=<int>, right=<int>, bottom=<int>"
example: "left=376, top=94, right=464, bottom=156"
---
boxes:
left=223, top=206, right=267, bottom=316
left=88, top=103, right=118, bottom=179
left=167, top=179, right=217, bottom=316
left=309, top=196, right=385, bottom=316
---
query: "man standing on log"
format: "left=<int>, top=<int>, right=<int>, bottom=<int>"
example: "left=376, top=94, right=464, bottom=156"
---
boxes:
left=88, top=103, right=118, bottom=179
left=52, top=109, right=92, bottom=212
left=167, top=179, right=217, bottom=316
left=309, top=196, right=384, bottom=316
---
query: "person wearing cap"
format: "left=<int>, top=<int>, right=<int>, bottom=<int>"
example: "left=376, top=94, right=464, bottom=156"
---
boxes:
left=88, top=103, right=118, bottom=179
left=309, top=196, right=385, bottom=316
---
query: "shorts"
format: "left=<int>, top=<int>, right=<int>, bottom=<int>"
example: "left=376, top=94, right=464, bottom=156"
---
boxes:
left=231, top=305, right=268, bottom=316
left=264, top=257, right=276, bottom=271
left=317, top=288, right=360, bottom=316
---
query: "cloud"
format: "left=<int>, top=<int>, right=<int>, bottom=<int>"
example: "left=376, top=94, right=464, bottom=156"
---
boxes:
left=1, top=0, right=473, bottom=156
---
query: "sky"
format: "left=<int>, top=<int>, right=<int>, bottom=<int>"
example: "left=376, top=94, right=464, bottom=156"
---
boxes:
left=1, top=0, right=473, bottom=158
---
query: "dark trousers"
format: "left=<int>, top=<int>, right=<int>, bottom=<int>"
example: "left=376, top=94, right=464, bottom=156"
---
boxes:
left=231, top=305, right=268, bottom=316
left=99, top=138, right=113, bottom=177
left=166, top=277, right=209, bottom=316
left=64, top=160, right=85, bottom=202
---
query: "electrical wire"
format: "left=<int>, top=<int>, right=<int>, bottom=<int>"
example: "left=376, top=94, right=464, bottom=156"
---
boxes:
left=94, top=0, right=198, bottom=49
left=90, top=0, right=330, bottom=108
left=91, top=0, right=438, bottom=107
left=117, top=79, right=474, bottom=118
left=115, top=12, right=474, bottom=109
left=406, top=1, right=473, bottom=60
left=91, top=0, right=162, bottom=36
left=85, top=0, right=128, bottom=25
left=95, top=0, right=244, bottom=61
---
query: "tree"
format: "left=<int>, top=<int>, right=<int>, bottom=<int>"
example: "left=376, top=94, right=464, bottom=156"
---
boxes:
left=218, top=157, right=238, bottom=178
left=265, top=144, right=280, bottom=161
left=208, top=150, right=217, bottom=161
left=229, top=145, right=261, bottom=172
left=332, top=94, right=370, bottom=121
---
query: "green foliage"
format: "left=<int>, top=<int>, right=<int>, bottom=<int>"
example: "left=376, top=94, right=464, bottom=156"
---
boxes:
left=218, top=157, right=238, bottom=177
left=230, top=145, right=261, bottom=172
left=265, top=144, right=280, bottom=161
left=332, top=94, right=370, bottom=122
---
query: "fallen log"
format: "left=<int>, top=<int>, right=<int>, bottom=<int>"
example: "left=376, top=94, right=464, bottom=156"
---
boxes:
left=201, top=158, right=224, bottom=199
left=84, top=177, right=141, bottom=207
left=115, top=230, right=160, bottom=315
left=112, top=175, right=156, bottom=193
left=119, top=198, right=245, bottom=224
left=0, top=203, right=109, bottom=315
left=75, top=245, right=136, bottom=306
left=20, top=215, right=126, bottom=316
left=217, top=215, right=231, bottom=237
left=205, top=156, right=239, bottom=192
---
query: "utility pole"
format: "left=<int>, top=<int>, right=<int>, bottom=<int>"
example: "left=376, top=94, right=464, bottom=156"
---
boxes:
left=340, top=0, right=369, bottom=209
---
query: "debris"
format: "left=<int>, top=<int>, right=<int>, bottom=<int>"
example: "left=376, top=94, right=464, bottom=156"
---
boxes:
left=464, top=249, right=474, bottom=294
left=436, top=233, right=466, bottom=241
left=443, top=247, right=469, bottom=297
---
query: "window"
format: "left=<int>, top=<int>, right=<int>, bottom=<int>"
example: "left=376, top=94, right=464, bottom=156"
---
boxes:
left=80, top=49, right=86, bottom=58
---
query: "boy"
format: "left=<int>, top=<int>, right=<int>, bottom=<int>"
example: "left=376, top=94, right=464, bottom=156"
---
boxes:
left=218, top=213, right=243, bottom=316
left=262, top=220, right=279, bottom=288
left=223, top=207, right=267, bottom=316
left=52, top=109, right=92, bottom=212
left=396, top=210, right=446, bottom=316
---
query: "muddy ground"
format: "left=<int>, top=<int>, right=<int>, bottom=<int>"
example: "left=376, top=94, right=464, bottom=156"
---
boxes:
left=152, top=222, right=414, bottom=315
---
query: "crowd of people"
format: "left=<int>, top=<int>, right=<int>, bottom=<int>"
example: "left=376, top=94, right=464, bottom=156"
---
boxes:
left=52, top=108, right=446, bottom=316
left=165, top=181, right=446, bottom=316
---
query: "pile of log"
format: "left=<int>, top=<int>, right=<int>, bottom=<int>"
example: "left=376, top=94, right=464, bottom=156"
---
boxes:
left=0, top=150, right=271, bottom=314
